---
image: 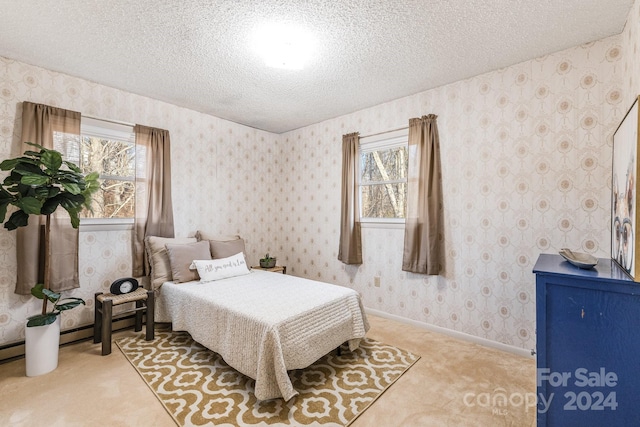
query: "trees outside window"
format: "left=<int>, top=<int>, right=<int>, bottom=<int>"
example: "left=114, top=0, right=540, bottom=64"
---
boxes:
left=359, top=132, right=408, bottom=221
left=79, top=136, right=134, bottom=219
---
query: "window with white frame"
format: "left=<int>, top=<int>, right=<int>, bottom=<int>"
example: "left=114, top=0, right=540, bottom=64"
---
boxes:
left=359, top=129, right=408, bottom=222
left=55, top=117, right=135, bottom=222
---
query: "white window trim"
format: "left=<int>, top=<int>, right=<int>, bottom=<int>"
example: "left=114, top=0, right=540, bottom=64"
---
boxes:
left=81, top=117, right=135, bottom=142
left=359, top=129, right=408, bottom=152
left=80, top=217, right=134, bottom=232
left=358, top=128, right=408, bottom=226
left=360, top=218, right=405, bottom=229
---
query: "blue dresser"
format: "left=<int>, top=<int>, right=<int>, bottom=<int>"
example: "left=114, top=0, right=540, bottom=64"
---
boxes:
left=534, top=253, right=640, bottom=426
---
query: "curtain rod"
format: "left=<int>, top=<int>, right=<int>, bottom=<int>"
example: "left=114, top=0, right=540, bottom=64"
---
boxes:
left=359, top=125, right=408, bottom=139
left=84, top=114, right=135, bottom=127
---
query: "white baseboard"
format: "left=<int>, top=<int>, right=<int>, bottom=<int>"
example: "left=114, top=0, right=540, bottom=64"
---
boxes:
left=365, top=307, right=535, bottom=359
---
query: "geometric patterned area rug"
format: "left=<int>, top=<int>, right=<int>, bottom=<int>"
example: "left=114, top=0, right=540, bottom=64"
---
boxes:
left=116, top=331, right=420, bottom=427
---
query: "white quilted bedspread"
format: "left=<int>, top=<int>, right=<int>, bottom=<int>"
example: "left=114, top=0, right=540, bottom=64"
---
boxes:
left=161, top=270, right=370, bottom=401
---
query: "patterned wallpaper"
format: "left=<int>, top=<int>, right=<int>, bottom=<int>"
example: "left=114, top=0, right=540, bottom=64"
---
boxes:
left=278, top=29, right=635, bottom=351
left=1, top=2, right=639, bottom=351
left=622, top=0, right=640, bottom=104
left=0, top=59, right=279, bottom=345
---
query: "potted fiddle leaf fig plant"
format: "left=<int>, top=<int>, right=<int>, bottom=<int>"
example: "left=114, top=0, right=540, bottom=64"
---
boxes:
left=0, top=141, right=99, bottom=375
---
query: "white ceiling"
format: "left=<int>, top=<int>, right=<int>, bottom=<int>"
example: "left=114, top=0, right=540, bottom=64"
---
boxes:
left=0, top=0, right=634, bottom=133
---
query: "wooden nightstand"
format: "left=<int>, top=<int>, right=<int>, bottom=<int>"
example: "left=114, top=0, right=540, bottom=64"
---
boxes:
left=251, top=265, right=286, bottom=274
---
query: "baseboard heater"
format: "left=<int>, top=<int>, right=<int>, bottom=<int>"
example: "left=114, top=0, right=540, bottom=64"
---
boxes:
left=0, top=315, right=137, bottom=363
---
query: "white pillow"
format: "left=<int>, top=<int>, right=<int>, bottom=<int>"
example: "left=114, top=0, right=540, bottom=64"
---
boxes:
left=192, top=252, right=251, bottom=282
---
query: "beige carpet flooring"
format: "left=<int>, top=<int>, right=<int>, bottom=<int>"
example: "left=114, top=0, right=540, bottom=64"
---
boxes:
left=0, top=314, right=536, bottom=426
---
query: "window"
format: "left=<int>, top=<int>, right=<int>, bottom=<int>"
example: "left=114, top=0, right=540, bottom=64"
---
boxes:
left=55, top=117, right=135, bottom=223
left=80, top=118, right=135, bottom=220
left=358, top=130, right=408, bottom=223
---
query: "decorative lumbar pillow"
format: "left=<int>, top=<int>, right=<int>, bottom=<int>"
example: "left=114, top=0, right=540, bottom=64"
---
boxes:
left=145, top=236, right=197, bottom=289
left=165, top=240, right=211, bottom=283
left=192, top=252, right=250, bottom=282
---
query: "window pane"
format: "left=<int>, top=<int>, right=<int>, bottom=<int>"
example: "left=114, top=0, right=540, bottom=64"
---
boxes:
left=360, top=146, right=407, bottom=183
left=361, top=183, right=406, bottom=218
left=81, top=136, right=134, bottom=177
left=82, top=179, right=135, bottom=219
left=78, top=130, right=136, bottom=220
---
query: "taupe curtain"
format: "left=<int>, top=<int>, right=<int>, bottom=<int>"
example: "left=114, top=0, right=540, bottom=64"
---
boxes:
left=15, top=102, right=81, bottom=294
left=402, top=115, right=442, bottom=274
left=133, top=125, right=174, bottom=276
left=338, top=132, right=362, bottom=264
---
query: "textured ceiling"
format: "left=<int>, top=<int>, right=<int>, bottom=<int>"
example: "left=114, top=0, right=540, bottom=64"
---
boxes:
left=0, top=0, right=634, bottom=133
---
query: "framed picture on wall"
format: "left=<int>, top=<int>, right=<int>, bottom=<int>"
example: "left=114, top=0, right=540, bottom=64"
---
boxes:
left=611, top=95, right=640, bottom=280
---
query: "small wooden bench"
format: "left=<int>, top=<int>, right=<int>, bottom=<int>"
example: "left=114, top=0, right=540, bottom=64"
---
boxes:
left=93, top=288, right=154, bottom=355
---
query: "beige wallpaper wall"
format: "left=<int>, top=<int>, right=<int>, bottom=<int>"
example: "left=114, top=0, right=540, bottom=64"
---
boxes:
left=278, top=34, right=633, bottom=352
left=0, top=59, right=278, bottom=345
left=1, top=2, right=639, bottom=351
left=622, top=0, right=640, bottom=105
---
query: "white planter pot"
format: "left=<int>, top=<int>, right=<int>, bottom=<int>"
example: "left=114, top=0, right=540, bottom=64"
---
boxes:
left=25, top=315, right=60, bottom=377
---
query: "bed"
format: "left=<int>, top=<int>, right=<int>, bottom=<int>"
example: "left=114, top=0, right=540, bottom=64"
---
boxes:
left=152, top=250, right=369, bottom=401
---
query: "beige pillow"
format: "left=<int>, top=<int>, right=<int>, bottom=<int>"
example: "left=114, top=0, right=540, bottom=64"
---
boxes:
left=195, top=231, right=246, bottom=259
left=145, top=236, right=197, bottom=289
left=210, top=238, right=246, bottom=259
left=165, top=240, right=211, bottom=283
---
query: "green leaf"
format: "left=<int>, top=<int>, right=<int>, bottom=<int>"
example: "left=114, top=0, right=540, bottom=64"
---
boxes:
left=6, top=170, right=24, bottom=185
left=58, top=172, right=83, bottom=183
left=59, top=193, right=84, bottom=209
left=85, top=171, right=100, bottom=181
left=2, top=176, right=14, bottom=187
left=68, top=212, right=80, bottom=228
left=24, top=141, right=45, bottom=150
left=60, top=192, right=84, bottom=211
left=42, top=288, right=61, bottom=303
left=14, top=161, right=45, bottom=175
left=0, top=158, right=20, bottom=170
left=63, top=161, right=81, bottom=173
left=41, top=197, right=61, bottom=215
left=84, top=179, right=100, bottom=193
left=4, top=210, right=29, bottom=230
left=32, top=186, right=49, bottom=199
left=20, top=174, right=49, bottom=186
left=30, top=283, right=45, bottom=299
left=0, top=156, right=40, bottom=171
left=0, top=188, right=12, bottom=203
left=55, top=298, right=85, bottom=311
left=20, top=184, right=36, bottom=198
left=16, top=197, right=43, bottom=215
left=61, top=182, right=82, bottom=195
left=41, top=150, right=62, bottom=172
left=48, top=187, right=61, bottom=198
left=23, top=150, right=42, bottom=158
left=26, top=313, right=58, bottom=327
left=0, top=185, right=15, bottom=222
left=31, top=284, right=60, bottom=303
